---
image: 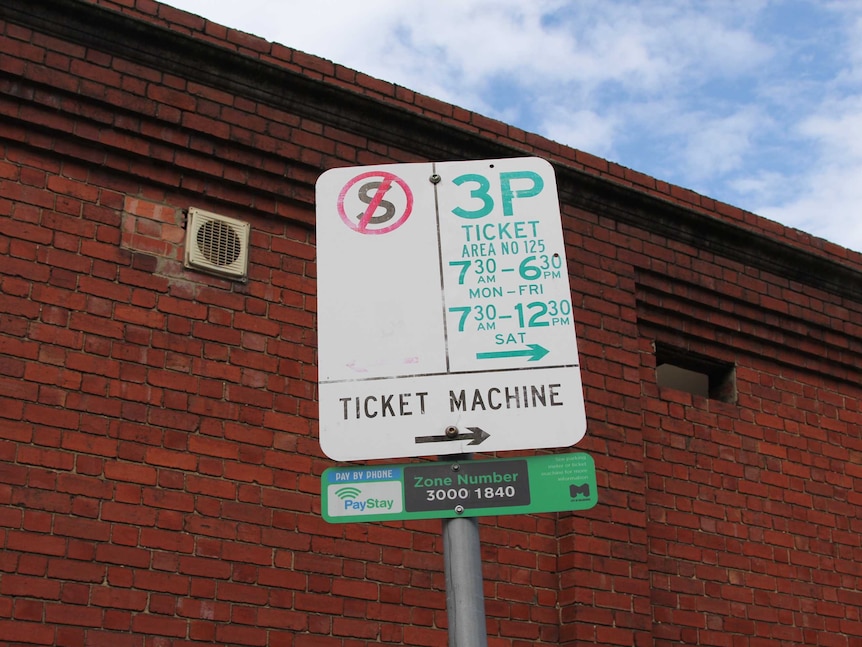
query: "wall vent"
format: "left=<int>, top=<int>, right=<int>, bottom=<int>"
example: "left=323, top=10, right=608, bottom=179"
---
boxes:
left=184, top=207, right=250, bottom=280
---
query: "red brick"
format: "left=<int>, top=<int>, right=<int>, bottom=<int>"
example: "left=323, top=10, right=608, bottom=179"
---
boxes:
left=44, top=602, right=103, bottom=627
left=0, top=574, right=61, bottom=599
left=215, top=623, right=268, bottom=647
left=144, top=447, right=197, bottom=470
left=129, top=613, right=188, bottom=637
left=141, top=488, right=193, bottom=512
left=17, top=444, right=75, bottom=470
left=90, top=587, right=147, bottom=611
left=103, top=462, right=156, bottom=485
left=0, top=619, right=55, bottom=645
left=94, top=544, right=150, bottom=569
left=52, top=517, right=110, bottom=541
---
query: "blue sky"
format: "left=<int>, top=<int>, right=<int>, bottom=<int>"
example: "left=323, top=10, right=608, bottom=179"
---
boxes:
left=164, top=0, right=862, bottom=254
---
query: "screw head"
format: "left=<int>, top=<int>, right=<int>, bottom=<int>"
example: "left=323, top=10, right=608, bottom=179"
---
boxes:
left=429, top=174, right=441, bottom=184
left=445, top=426, right=459, bottom=438
left=455, top=505, right=465, bottom=515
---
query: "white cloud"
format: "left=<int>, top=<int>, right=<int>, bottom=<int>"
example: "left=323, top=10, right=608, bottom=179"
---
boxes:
left=730, top=170, right=787, bottom=203
left=539, top=108, right=619, bottom=158
left=757, top=167, right=862, bottom=253
left=754, top=95, right=862, bottom=252
left=680, top=108, right=767, bottom=180
left=800, top=97, right=862, bottom=157
left=163, top=0, right=862, bottom=252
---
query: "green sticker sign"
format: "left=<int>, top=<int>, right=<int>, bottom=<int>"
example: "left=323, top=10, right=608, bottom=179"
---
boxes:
left=322, top=453, right=597, bottom=523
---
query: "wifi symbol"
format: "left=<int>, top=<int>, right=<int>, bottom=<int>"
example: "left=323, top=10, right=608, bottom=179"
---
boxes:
left=336, top=487, right=362, bottom=500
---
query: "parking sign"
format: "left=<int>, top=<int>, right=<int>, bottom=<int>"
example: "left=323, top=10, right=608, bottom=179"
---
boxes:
left=316, top=157, right=586, bottom=461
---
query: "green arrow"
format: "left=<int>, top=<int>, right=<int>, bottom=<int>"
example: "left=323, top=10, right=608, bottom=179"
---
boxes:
left=476, top=344, right=549, bottom=362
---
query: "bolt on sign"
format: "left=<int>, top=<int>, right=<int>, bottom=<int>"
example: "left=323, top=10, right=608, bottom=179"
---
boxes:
left=315, top=157, right=586, bottom=462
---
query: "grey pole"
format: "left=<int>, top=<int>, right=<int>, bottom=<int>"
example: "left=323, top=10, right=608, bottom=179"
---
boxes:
left=443, top=513, right=488, bottom=647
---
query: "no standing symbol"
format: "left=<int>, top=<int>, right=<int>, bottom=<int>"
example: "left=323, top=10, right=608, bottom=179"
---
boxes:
left=337, top=171, right=413, bottom=234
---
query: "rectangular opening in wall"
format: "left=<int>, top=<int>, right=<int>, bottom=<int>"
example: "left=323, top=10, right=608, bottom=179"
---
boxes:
left=655, top=343, right=736, bottom=403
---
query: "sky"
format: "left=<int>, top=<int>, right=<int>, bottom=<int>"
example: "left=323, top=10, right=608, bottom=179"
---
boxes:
left=163, top=0, right=862, bottom=254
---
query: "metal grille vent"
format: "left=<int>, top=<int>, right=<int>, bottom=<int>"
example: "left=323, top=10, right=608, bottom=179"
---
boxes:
left=184, top=207, right=250, bottom=280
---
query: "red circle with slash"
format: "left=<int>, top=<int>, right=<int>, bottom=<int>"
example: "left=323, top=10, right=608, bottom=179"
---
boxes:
left=337, top=171, right=413, bottom=235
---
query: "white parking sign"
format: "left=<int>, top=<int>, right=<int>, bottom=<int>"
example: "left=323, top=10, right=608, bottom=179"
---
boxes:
left=315, top=157, right=586, bottom=462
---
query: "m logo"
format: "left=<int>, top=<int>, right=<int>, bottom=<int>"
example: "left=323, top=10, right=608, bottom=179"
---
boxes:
left=569, top=483, right=590, bottom=499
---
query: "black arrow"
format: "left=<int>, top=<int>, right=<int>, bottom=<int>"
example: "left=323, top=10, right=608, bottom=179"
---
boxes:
left=415, top=427, right=490, bottom=446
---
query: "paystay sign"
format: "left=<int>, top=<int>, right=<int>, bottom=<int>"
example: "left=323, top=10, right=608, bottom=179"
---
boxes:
left=315, top=157, right=586, bottom=462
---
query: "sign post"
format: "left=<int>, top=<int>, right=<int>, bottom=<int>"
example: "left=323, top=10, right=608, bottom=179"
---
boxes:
left=316, top=157, right=590, bottom=647
left=443, top=501, right=488, bottom=647
left=316, top=157, right=586, bottom=462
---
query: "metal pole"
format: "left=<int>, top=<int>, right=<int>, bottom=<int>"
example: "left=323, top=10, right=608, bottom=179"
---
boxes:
left=443, top=504, right=488, bottom=646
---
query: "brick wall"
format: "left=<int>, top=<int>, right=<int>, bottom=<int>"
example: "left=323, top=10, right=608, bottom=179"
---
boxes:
left=1, top=1, right=860, bottom=646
